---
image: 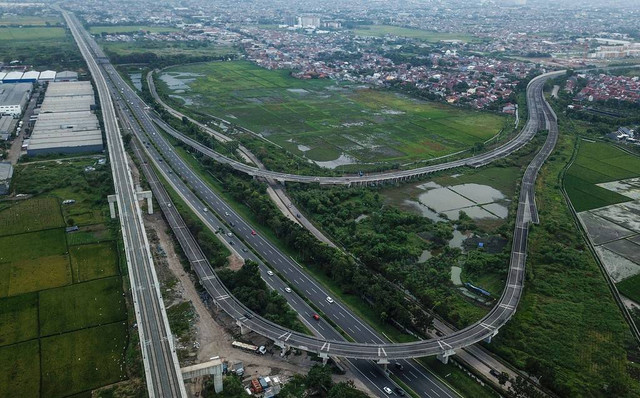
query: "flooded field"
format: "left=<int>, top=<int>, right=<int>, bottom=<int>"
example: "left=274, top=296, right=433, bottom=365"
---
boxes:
left=414, top=182, right=509, bottom=221
left=129, top=72, right=142, bottom=91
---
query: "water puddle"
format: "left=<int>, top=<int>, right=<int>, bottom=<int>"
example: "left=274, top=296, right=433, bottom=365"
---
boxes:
left=129, top=72, right=142, bottom=91
left=159, top=72, right=203, bottom=91
left=313, top=153, right=359, bottom=169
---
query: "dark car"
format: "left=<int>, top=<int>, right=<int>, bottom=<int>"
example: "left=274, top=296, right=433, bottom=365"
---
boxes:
left=394, top=387, right=406, bottom=396
left=394, top=362, right=404, bottom=371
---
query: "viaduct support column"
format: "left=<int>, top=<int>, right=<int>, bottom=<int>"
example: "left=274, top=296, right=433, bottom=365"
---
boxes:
left=236, top=321, right=249, bottom=335
left=484, top=329, right=499, bottom=344
left=437, top=349, right=455, bottom=365
left=319, top=353, right=329, bottom=366
left=136, top=190, right=153, bottom=214
left=107, top=194, right=117, bottom=219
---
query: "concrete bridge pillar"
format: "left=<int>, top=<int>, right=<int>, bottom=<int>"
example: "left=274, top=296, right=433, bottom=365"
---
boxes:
left=377, top=359, right=390, bottom=372
left=107, top=194, right=117, bottom=219
left=484, top=329, right=499, bottom=344
left=182, top=358, right=223, bottom=393
left=437, top=349, right=455, bottom=365
left=319, top=353, right=329, bottom=366
left=236, top=320, right=249, bottom=335
left=136, top=190, right=153, bottom=214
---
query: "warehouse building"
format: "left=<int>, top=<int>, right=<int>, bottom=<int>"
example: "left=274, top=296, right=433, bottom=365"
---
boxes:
left=54, top=71, right=78, bottom=82
left=0, top=116, right=14, bottom=140
left=0, top=162, right=13, bottom=195
left=2, top=71, right=25, bottom=83
left=21, top=71, right=40, bottom=83
left=27, top=82, right=103, bottom=156
left=39, top=70, right=56, bottom=82
left=0, top=83, right=32, bottom=116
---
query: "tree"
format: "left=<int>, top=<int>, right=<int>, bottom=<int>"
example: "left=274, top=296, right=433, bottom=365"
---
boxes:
left=306, top=364, right=333, bottom=395
left=498, top=372, right=509, bottom=386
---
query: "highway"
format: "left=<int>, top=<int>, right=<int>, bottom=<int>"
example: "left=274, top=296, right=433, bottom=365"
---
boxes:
left=67, top=9, right=563, bottom=395
left=62, top=11, right=187, bottom=398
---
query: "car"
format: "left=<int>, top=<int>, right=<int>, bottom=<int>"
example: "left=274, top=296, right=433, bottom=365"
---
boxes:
left=312, top=314, right=320, bottom=320
left=203, top=207, right=208, bottom=212
left=241, top=248, right=248, bottom=252
left=490, top=369, right=501, bottom=378
left=229, top=222, right=235, bottom=227
left=383, top=387, right=392, bottom=395
left=394, top=362, right=404, bottom=371
left=251, top=230, right=256, bottom=236
left=267, top=270, right=274, bottom=276
left=244, top=312, right=252, bottom=319
left=227, top=232, right=233, bottom=237
left=326, top=296, right=334, bottom=304
left=225, top=212, right=230, bottom=216
left=228, top=240, right=234, bottom=245
left=395, top=387, right=406, bottom=396
left=285, top=287, right=292, bottom=293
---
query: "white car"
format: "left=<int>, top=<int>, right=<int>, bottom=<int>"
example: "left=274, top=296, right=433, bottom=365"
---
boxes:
left=267, top=270, right=274, bottom=276
left=284, top=287, right=292, bottom=293
left=383, top=387, right=392, bottom=395
left=225, top=211, right=230, bottom=216
left=326, top=297, right=334, bottom=304
left=227, top=232, right=233, bottom=237
left=203, top=207, right=208, bottom=212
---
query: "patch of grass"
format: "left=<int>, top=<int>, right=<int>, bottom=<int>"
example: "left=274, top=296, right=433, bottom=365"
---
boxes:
left=0, top=229, right=72, bottom=298
left=0, top=197, right=64, bottom=236
left=0, top=340, right=40, bottom=398
left=39, top=277, right=127, bottom=336
left=351, top=25, right=479, bottom=43
left=69, top=242, right=119, bottom=283
left=40, top=323, right=128, bottom=398
left=166, top=301, right=196, bottom=339
left=66, top=224, right=114, bottom=246
left=0, top=15, right=62, bottom=26
left=103, top=40, right=237, bottom=58
left=617, top=274, right=640, bottom=304
left=89, top=25, right=178, bottom=34
left=0, top=26, right=65, bottom=41
left=0, top=293, right=38, bottom=346
left=157, top=61, right=505, bottom=165
left=565, top=141, right=640, bottom=212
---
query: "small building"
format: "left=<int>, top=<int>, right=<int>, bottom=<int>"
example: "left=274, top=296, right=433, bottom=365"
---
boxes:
left=0, top=162, right=13, bottom=195
left=21, top=71, right=40, bottom=83
left=39, top=70, right=56, bottom=82
left=0, top=115, right=14, bottom=140
left=2, top=71, right=24, bottom=83
left=0, top=83, right=32, bottom=116
left=54, top=71, right=78, bottom=82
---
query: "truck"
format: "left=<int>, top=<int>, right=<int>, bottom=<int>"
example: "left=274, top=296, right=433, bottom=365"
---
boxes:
left=231, top=341, right=266, bottom=355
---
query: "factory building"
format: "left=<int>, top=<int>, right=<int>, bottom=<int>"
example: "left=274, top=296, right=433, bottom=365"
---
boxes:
left=0, top=162, right=13, bottom=195
left=0, top=83, right=32, bottom=117
left=21, top=71, right=40, bottom=83
left=2, top=71, right=25, bottom=83
left=39, top=70, right=56, bottom=82
left=54, top=71, right=79, bottom=82
left=27, top=82, right=103, bottom=156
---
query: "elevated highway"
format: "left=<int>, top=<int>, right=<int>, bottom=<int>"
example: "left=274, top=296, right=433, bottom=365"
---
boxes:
left=63, top=11, right=186, bottom=398
left=67, top=5, right=564, bottom=368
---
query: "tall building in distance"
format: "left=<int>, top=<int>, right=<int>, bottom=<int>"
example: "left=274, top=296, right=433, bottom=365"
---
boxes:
left=298, top=16, right=320, bottom=28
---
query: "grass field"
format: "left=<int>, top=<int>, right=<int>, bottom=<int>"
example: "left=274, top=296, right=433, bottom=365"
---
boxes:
left=352, top=25, right=478, bottom=42
left=0, top=340, right=40, bottom=398
left=0, top=24, right=83, bottom=70
left=89, top=25, right=178, bottom=34
left=39, top=277, right=127, bottom=336
left=617, top=274, right=640, bottom=303
left=0, top=293, right=38, bottom=346
left=41, top=323, right=128, bottom=397
left=0, top=229, right=72, bottom=298
left=565, top=141, right=640, bottom=212
left=0, top=198, right=64, bottom=236
left=0, top=15, right=62, bottom=26
left=103, top=41, right=237, bottom=58
left=70, top=242, right=119, bottom=282
left=0, top=26, right=66, bottom=41
left=159, top=61, right=505, bottom=164
left=1, top=159, right=130, bottom=397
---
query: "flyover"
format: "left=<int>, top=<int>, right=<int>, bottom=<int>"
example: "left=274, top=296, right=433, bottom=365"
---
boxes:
left=62, top=11, right=187, bottom=398
left=67, top=6, right=564, bottom=365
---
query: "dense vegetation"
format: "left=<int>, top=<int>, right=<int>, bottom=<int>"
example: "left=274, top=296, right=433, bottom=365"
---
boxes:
left=218, top=261, right=302, bottom=332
